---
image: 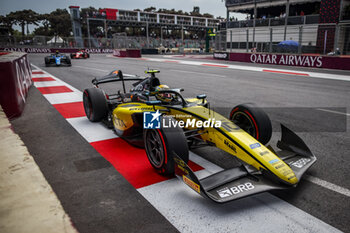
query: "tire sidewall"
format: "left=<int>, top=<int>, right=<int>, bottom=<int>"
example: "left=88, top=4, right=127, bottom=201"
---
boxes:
left=230, top=103, right=272, bottom=145
left=83, top=88, right=108, bottom=122
left=144, top=117, right=189, bottom=175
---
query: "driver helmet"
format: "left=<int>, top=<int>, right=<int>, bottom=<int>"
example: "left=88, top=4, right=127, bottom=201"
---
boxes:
left=155, top=85, right=172, bottom=103
left=55, top=50, right=59, bottom=55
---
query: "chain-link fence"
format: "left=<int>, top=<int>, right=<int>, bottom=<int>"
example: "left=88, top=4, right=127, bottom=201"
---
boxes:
left=0, top=34, right=206, bottom=52
left=215, top=23, right=350, bottom=55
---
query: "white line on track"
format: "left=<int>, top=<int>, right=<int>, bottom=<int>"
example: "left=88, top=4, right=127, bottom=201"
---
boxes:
left=305, top=175, right=350, bottom=197
left=113, top=56, right=350, bottom=82
left=73, top=65, right=106, bottom=72
left=169, top=69, right=226, bottom=77
left=316, top=108, right=350, bottom=117
left=66, top=117, right=118, bottom=143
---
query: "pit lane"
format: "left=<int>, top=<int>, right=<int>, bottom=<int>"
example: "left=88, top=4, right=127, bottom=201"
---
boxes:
left=10, top=54, right=350, bottom=233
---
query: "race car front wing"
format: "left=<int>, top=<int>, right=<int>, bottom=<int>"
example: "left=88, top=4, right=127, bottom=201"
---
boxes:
left=174, top=124, right=316, bottom=203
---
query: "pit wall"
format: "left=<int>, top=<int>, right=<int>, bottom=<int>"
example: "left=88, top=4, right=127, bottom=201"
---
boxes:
left=0, top=52, right=32, bottom=118
left=213, top=52, right=350, bottom=71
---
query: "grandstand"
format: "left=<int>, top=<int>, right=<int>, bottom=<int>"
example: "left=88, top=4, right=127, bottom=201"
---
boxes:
left=69, top=6, right=220, bottom=50
left=220, top=0, right=350, bottom=54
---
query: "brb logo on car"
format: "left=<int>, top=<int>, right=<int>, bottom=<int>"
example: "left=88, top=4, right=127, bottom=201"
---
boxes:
left=143, top=110, right=162, bottom=129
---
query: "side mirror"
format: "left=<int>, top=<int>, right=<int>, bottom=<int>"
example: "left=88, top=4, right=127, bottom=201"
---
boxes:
left=197, top=94, right=207, bottom=99
left=146, top=100, right=161, bottom=105
left=197, top=94, right=207, bottom=104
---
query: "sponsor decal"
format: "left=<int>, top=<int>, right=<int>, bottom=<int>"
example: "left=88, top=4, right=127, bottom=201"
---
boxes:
left=1, top=47, right=113, bottom=53
left=288, top=175, right=296, bottom=180
left=221, top=120, right=240, bottom=132
left=129, top=107, right=154, bottom=111
left=283, top=170, right=294, bottom=176
left=143, top=110, right=161, bottom=129
left=213, top=52, right=228, bottom=60
left=250, top=54, right=323, bottom=68
left=114, top=118, right=126, bottom=128
left=174, top=157, right=189, bottom=175
left=224, top=139, right=237, bottom=153
left=260, top=151, right=269, bottom=156
left=217, top=182, right=255, bottom=198
left=183, top=176, right=200, bottom=193
left=274, top=163, right=285, bottom=169
left=249, top=143, right=261, bottom=149
left=269, top=158, right=279, bottom=164
left=143, top=111, right=222, bottom=129
left=217, top=187, right=233, bottom=198
left=290, top=158, right=311, bottom=168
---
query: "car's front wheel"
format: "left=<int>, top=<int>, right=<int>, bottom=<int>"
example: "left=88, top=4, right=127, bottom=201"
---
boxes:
left=144, top=117, right=189, bottom=175
left=229, top=103, right=272, bottom=145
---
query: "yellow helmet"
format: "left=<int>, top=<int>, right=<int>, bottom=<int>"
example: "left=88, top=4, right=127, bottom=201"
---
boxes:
left=155, top=85, right=172, bottom=103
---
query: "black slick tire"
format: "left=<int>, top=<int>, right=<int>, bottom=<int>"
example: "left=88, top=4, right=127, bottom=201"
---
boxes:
left=144, top=117, right=189, bottom=176
left=229, top=103, right=272, bottom=145
left=83, top=88, right=108, bottom=122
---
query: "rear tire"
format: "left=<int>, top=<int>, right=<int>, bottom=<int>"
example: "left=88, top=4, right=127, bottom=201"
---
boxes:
left=144, top=117, right=189, bottom=176
left=229, top=103, right=272, bottom=145
left=83, top=88, right=108, bottom=122
left=44, top=57, right=50, bottom=66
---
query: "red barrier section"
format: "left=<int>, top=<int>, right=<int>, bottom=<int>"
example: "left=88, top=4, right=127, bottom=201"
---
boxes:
left=214, top=52, right=350, bottom=71
left=126, top=49, right=141, bottom=58
left=0, top=52, right=32, bottom=118
left=113, top=49, right=141, bottom=58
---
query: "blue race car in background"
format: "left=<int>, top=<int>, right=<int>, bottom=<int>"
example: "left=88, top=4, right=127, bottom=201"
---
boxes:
left=45, top=51, right=71, bottom=67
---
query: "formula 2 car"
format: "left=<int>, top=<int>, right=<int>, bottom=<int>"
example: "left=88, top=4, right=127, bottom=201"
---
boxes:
left=45, top=52, right=71, bottom=66
left=82, top=69, right=316, bottom=203
left=70, top=50, right=90, bottom=59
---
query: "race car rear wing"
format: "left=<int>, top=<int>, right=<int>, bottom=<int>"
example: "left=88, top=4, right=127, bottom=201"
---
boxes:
left=173, top=124, right=316, bottom=203
left=92, top=70, right=143, bottom=86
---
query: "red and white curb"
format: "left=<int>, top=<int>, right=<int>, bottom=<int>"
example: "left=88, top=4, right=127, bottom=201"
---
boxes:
left=31, top=64, right=341, bottom=233
left=108, top=55, right=350, bottom=82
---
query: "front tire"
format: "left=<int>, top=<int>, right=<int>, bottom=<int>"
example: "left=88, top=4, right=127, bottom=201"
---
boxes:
left=83, top=88, right=108, bottom=122
left=144, top=118, right=189, bottom=175
left=229, top=103, right=272, bottom=145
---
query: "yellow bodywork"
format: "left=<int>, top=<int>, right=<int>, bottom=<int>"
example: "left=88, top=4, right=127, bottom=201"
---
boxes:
left=112, top=98, right=298, bottom=185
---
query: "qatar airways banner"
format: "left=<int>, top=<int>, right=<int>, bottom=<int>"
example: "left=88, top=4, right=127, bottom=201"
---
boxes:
left=0, top=48, right=114, bottom=54
left=225, top=52, right=350, bottom=71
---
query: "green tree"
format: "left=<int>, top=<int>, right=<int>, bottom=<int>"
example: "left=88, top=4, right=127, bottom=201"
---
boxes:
left=47, top=9, right=72, bottom=37
left=144, top=7, right=156, bottom=12
left=7, top=10, right=39, bottom=38
left=0, top=15, right=15, bottom=34
left=34, top=13, right=52, bottom=36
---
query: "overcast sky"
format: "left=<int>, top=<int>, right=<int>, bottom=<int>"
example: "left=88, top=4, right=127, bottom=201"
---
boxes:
left=0, top=0, right=227, bottom=17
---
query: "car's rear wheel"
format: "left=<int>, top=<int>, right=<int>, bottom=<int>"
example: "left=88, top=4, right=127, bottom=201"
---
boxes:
left=144, top=117, right=189, bottom=175
left=229, top=103, right=272, bottom=145
left=66, top=57, right=71, bottom=65
left=83, top=88, right=108, bottom=122
left=44, top=57, right=50, bottom=66
left=70, top=54, right=74, bottom=59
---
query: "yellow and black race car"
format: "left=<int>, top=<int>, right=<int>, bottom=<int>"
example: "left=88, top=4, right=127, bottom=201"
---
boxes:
left=83, top=69, right=316, bottom=203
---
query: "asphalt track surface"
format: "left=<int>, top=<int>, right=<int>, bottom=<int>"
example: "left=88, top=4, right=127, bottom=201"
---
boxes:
left=10, top=54, right=350, bottom=233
